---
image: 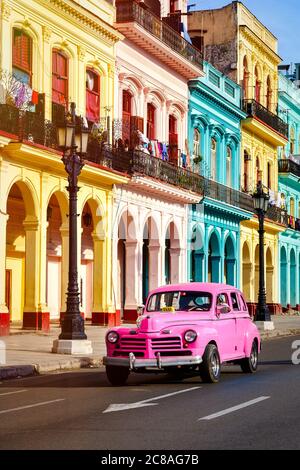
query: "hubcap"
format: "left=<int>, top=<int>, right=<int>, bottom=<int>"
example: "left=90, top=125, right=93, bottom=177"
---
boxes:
left=250, top=345, right=258, bottom=368
left=211, top=352, right=220, bottom=377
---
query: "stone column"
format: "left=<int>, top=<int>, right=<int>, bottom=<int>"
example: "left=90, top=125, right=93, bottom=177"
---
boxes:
left=0, top=212, right=9, bottom=335
left=170, top=247, right=182, bottom=284
left=22, top=219, right=48, bottom=330
left=123, top=240, right=140, bottom=322
left=91, top=233, right=106, bottom=325
left=148, top=242, right=161, bottom=292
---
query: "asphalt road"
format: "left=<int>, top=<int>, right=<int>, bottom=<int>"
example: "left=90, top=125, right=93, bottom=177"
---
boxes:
left=0, top=335, right=299, bottom=450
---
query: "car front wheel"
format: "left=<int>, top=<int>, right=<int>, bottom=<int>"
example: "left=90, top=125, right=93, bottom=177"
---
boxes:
left=106, top=366, right=130, bottom=386
left=240, top=340, right=258, bottom=373
left=199, top=344, right=221, bottom=383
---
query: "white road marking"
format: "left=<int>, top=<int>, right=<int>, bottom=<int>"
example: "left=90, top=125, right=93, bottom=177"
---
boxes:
left=0, top=398, right=65, bottom=415
left=103, top=386, right=201, bottom=413
left=198, top=396, right=270, bottom=421
left=0, top=390, right=28, bottom=397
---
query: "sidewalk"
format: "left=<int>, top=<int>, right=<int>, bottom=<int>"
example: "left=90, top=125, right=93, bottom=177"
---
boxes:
left=1, top=316, right=300, bottom=380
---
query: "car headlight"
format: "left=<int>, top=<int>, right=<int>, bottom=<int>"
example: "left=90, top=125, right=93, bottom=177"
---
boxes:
left=184, top=330, right=197, bottom=343
left=107, top=331, right=119, bottom=344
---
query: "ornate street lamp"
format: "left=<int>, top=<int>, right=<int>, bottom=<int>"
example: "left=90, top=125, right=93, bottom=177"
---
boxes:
left=252, top=180, right=274, bottom=330
left=52, top=102, right=92, bottom=354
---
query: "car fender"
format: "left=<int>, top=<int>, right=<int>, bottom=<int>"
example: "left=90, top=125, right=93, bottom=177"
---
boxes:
left=243, top=322, right=261, bottom=357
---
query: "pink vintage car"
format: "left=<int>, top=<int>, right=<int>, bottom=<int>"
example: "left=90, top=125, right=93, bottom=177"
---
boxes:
left=103, top=283, right=261, bottom=386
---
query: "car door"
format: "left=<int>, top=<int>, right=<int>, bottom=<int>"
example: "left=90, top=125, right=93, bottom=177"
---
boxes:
left=215, top=292, right=237, bottom=361
left=234, top=293, right=251, bottom=355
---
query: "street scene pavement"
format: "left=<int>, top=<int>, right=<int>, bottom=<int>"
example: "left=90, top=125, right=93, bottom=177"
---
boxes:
left=0, top=333, right=299, bottom=450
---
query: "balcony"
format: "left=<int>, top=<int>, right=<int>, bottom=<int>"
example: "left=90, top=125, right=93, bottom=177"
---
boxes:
left=114, top=1, right=203, bottom=79
left=242, top=100, right=288, bottom=139
left=0, top=104, right=289, bottom=222
left=278, top=158, right=300, bottom=178
left=0, top=103, right=57, bottom=148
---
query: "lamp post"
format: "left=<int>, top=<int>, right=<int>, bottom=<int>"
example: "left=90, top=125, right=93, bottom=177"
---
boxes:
left=252, top=180, right=274, bottom=331
left=52, top=102, right=93, bottom=354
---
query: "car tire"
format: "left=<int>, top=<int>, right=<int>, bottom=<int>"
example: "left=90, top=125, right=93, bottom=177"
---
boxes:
left=199, top=344, right=221, bottom=383
left=240, top=340, right=258, bottom=374
left=106, top=366, right=129, bottom=386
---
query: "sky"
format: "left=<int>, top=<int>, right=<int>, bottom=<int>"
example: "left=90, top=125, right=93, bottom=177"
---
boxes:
left=188, top=0, right=299, bottom=66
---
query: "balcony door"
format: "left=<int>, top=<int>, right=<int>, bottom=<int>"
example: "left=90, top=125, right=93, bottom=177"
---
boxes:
left=147, top=103, right=156, bottom=140
left=169, top=115, right=178, bottom=165
left=122, top=90, right=132, bottom=144
left=52, top=50, right=68, bottom=123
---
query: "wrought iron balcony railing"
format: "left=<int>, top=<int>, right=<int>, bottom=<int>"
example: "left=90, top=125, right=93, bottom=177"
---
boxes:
left=265, top=205, right=288, bottom=225
left=115, top=1, right=203, bottom=71
left=278, top=158, right=300, bottom=178
left=206, top=179, right=254, bottom=213
left=242, top=99, right=288, bottom=138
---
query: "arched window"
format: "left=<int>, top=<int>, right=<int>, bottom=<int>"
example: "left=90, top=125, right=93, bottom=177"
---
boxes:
left=243, top=150, right=250, bottom=192
left=193, top=129, right=201, bottom=159
left=169, top=115, right=178, bottom=164
left=211, top=138, right=217, bottom=181
left=122, top=90, right=132, bottom=144
left=290, top=198, right=295, bottom=218
left=86, top=69, right=100, bottom=122
left=243, top=56, right=249, bottom=100
left=256, top=156, right=261, bottom=183
left=226, top=146, right=232, bottom=187
left=52, top=50, right=68, bottom=114
left=255, top=66, right=261, bottom=103
left=290, top=127, right=295, bottom=155
left=267, top=162, right=272, bottom=189
left=12, top=28, right=32, bottom=84
left=147, top=103, right=156, bottom=140
left=266, top=75, right=272, bottom=110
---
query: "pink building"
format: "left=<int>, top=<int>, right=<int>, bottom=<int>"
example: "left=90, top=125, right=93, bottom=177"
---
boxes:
left=111, top=0, right=205, bottom=322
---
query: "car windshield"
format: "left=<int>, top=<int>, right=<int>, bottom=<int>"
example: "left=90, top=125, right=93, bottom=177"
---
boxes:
left=146, top=291, right=212, bottom=312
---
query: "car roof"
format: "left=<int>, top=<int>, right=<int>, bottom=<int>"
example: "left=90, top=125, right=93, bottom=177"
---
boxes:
left=150, top=283, right=242, bottom=294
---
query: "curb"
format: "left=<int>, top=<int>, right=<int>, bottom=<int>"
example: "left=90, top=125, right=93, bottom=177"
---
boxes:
left=0, top=365, right=36, bottom=380
left=0, top=358, right=103, bottom=381
left=260, top=328, right=300, bottom=340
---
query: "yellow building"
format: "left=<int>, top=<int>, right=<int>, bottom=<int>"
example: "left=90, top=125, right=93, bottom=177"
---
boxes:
left=189, top=1, right=288, bottom=313
left=0, top=0, right=127, bottom=334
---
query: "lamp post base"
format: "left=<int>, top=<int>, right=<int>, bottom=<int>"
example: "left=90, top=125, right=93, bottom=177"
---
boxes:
left=52, top=339, right=93, bottom=355
left=255, top=321, right=275, bottom=331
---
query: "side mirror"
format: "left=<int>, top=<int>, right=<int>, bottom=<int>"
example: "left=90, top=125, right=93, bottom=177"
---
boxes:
left=137, top=305, right=145, bottom=316
left=216, top=304, right=231, bottom=317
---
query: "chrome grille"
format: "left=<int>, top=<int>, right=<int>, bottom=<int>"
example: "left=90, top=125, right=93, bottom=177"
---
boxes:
left=119, top=337, right=146, bottom=351
left=151, top=337, right=182, bottom=350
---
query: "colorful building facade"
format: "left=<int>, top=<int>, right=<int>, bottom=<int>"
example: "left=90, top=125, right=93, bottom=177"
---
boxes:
left=188, top=1, right=289, bottom=313
left=277, top=67, right=300, bottom=309
left=0, top=0, right=127, bottom=334
left=188, top=61, right=252, bottom=288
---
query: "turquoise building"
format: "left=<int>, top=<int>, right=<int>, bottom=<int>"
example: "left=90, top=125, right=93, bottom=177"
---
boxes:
left=188, top=61, right=252, bottom=287
left=277, top=66, right=300, bottom=309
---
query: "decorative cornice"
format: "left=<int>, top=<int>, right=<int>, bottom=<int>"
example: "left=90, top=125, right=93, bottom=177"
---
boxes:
left=239, top=25, right=281, bottom=66
left=38, top=0, right=123, bottom=44
left=129, top=176, right=201, bottom=204
left=190, top=83, right=246, bottom=121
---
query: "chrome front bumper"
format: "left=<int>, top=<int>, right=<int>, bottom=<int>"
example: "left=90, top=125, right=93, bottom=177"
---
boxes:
left=103, top=353, right=203, bottom=370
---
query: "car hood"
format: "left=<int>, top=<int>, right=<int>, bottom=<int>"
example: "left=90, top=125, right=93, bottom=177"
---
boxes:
left=137, top=311, right=212, bottom=333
